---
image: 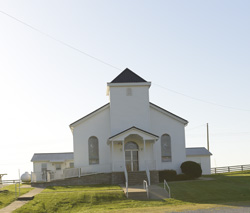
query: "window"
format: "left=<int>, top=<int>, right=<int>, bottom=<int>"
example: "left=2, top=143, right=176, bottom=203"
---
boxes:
left=69, top=162, right=74, bottom=168
left=125, top=142, right=139, bottom=150
left=41, top=163, right=47, bottom=172
left=161, top=134, right=172, bottom=162
left=55, top=164, right=61, bottom=170
left=88, top=136, right=99, bottom=165
left=126, top=88, right=132, bottom=96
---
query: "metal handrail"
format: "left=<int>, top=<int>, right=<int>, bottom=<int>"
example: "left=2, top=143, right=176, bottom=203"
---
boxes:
left=143, top=180, right=149, bottom=198
left=124, top=165, right=128, bottom=198
left=0, top=180, right=20, bottom=184
left=15, top=182, right=21, bottom=199
left=145, top=162, right=151, bottom=186
left=0, top=180, right=21, bottom=199
left=164, top=179, right=171, bottom=198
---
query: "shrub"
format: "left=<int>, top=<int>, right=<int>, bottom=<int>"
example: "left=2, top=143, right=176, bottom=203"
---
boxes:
left=180, top=161, right=202, bottom=178
left=159, top=170, right=177, bottom=182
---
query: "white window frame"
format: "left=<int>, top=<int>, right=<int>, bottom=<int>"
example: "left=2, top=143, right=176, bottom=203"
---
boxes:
left=88, top=136, right=99, bottom=165
left=55, top=163, right=61, bottom=170
left=41, top=163, right=47, bottom=172
left=161, top=134, right=172, bottom=162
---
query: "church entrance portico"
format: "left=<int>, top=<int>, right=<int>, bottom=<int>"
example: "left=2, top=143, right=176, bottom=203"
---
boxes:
left=125, top=142, right=139, bottom=172
left=108, top=126, right=159, bottom=173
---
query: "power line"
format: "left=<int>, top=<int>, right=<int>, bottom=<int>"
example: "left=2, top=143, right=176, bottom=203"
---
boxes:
left=186, top=131, right=250, bottom=136
left=153, top=83, right=250, bottom=112
left=211, top=131, right=250, bottom=136
left=0, top=10, right=122, bottom=72
left=186, top=124, right=206, bottom=131
left=2, top=10, right=250, bottom=113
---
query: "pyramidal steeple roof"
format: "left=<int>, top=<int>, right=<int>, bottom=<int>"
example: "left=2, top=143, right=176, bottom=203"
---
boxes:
left=110, top=68, right=147, bottom=83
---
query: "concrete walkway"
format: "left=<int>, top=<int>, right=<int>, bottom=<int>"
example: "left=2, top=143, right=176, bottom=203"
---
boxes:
left=0, top=187, right=44, bottom=213
left=148, top=185, right=169, bottom=200
left=121, top=184, right=169, bottom=200
left=121, top=185, right=148, bottom=200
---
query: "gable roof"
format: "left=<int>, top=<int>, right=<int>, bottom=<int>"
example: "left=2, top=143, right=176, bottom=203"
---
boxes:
left=186, top=147, right=212, bottom=156
left=109, top=126, right=159, bottom=141
left=110, top=68, right=147, bottom=83
left=70, top=102, right=188, bottom=130
left=31, top=152, right=73, bottom=162
left=150, top=102, right=188, bottom=125
left=69, top=103, right=110, bottom=130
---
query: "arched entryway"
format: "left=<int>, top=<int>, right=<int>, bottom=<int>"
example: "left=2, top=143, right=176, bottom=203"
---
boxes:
left=125, top=142, right=139, bottom=172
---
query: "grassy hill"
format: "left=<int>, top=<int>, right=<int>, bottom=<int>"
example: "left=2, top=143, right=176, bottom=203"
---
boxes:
left=14, top=171, right=250, bottom=212
left=0, top=184, right=33, bottom=209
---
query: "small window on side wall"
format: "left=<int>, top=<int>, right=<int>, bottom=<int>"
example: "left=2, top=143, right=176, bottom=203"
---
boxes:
left=70, top=162, right=74, bottom=168
left=55, top=164, right=61, bottom=170
left=88, top=136, right=99, bottom=165
left=126, top=88, right=132, bottom=96
left=161, top=134, right=172, bottom=162
left=41, top=163, right=47, bottom=172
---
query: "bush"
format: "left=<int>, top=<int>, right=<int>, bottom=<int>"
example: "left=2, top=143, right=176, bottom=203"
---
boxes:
left=180, top=161, right=202, bottom=179
left=159, top=170, right=177, bottom=182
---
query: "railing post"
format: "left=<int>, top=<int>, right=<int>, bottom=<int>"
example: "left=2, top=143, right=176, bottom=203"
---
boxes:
left=215, top=168, right=216, bottom=174
left=112, top=141, right=114, bottom=172
left=241, top=165, right=244, bottom=171
left=164, top=179, right=171, bottom=198
left=228, top=167, right=230, bottom=172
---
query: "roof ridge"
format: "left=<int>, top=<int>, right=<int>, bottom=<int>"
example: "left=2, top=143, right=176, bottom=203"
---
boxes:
left=33, top=152, right=73, bottom=155
left=149, top=102, right=188, bottom=124
left=109, top=126, right=159, bottom=140
left=69, top=103, right=110, bottom=128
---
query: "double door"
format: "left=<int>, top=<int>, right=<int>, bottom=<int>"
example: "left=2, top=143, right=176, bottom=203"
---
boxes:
left=125, top=150, right=138, bottom=172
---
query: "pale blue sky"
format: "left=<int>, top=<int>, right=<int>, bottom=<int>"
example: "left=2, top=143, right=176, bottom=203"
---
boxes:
left=1, top=0, right=250, bottom=180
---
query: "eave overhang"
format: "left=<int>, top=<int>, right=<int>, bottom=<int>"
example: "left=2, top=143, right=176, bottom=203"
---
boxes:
left=150, top=102, right=188, bottom=126
left=69, top=103, right=110, bottom=131
left=108, top=126, right=159, bottom=145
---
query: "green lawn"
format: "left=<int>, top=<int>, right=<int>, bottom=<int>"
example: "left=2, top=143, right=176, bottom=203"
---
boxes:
left=14, top=171, right=250, bottom=212
left=166, top=170, right=250, bottom=204
left=0, top=184, right=33, bottom=209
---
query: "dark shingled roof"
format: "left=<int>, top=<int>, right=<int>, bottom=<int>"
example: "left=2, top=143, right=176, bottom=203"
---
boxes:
left=111, top=68, right=147, bottom=83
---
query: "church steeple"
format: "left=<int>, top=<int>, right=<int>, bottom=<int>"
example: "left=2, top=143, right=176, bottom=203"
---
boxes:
left=108, top=68, right=151, bottom=135
left=110, top=68, right=147, bottom=83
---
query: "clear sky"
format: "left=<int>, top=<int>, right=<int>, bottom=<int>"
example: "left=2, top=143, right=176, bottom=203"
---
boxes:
left=1, top=0, right=250, bottom=180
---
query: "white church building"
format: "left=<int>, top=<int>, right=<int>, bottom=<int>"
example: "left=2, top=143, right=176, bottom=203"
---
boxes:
left=31, top=68, right=211, bottom=184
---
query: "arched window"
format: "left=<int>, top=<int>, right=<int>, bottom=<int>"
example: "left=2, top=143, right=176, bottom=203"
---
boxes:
left=161, top=134, right=171, bottom=162
left=88, top=136, right=99, bottom=165
left=125, top=141, right=139, bottom=150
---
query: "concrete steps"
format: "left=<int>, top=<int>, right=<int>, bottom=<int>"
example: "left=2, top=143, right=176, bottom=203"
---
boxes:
left=17, top=196, right=34, bottom=201
left=128, top=171, right=148, bottom=185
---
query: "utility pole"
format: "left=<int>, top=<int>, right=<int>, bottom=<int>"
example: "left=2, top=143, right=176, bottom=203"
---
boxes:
left=207, top=123, right=210, bottom=151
